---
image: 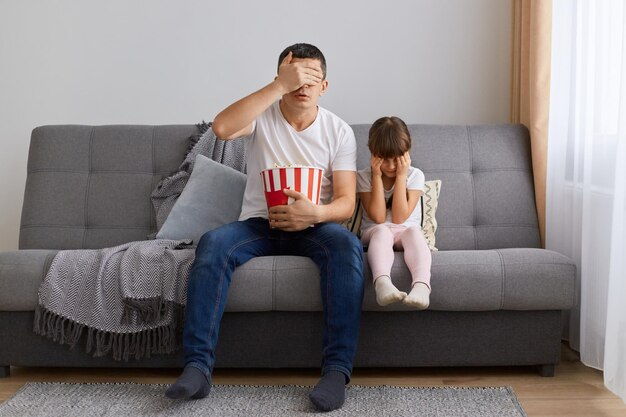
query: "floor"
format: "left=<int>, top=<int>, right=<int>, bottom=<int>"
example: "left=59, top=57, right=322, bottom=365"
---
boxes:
left=1, top=343, right=625, bottom=417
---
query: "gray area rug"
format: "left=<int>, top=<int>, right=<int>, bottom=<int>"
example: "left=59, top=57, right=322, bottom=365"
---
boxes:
left=0, top=382, right=527, bottom=417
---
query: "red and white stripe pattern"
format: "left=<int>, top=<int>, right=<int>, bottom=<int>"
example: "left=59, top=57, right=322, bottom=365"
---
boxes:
left=261, top=166, right=324, bottom=208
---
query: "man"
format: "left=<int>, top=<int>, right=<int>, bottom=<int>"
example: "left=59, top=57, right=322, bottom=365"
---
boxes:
left=166, top=43, right=364, bottom=412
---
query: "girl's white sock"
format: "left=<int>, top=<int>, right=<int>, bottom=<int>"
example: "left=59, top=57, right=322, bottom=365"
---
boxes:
left=403, top=282, right=430, bottom=310
left=374, top=275, right=407, bottom=306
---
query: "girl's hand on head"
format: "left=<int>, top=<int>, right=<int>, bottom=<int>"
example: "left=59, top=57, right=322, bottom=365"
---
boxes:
left=370, top=156, right=384, bottom=178
left=396, top=151, right=411, bottom=178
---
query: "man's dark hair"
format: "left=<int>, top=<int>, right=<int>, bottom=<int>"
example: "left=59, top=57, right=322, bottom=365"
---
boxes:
left=278, top=43, right=327, bottom=79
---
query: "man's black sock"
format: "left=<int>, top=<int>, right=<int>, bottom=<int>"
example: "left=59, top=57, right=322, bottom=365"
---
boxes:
left=165, top=366, right=211, bottom=400
left=309, top=370, right=346, bottom=411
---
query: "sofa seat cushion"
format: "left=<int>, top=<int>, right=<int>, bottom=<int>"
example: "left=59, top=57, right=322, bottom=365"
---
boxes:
left=0, top=248, right=576, bottom=313
left=225, top=248, right=577, bottom=312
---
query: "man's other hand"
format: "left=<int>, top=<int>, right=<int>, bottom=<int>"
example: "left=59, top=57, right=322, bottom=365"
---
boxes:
left=268, top=188, right=321, bottom=231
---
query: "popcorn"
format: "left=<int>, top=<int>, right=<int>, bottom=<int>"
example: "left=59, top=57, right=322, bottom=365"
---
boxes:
left=260, top=166, right=324, bottom=208
left=273, top=163, right=303, bottom=168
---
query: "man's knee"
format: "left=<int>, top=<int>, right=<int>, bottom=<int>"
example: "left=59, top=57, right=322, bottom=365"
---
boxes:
left=327, top=227, right=363, bottom=261
left=196, top=229, right=219, bottom=253
left=196, top=222, right=241, bottom=256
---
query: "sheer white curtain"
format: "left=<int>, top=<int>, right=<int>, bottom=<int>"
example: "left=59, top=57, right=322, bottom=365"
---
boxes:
left=547, top=0, right=626, bottom=402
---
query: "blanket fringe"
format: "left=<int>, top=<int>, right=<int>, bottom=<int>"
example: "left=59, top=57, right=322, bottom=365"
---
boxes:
left=34, top=306, right=182, bottom=362
left=121, top=297, right=169, bottom=325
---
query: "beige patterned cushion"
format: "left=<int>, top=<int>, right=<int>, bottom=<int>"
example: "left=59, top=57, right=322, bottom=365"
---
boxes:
left=421, top=179, right=442, bottom=251
left=343, top=180, right=442, bottom=251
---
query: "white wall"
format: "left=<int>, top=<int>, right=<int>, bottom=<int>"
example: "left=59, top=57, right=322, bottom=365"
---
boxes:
left=0, top=0, right=511, bottom=250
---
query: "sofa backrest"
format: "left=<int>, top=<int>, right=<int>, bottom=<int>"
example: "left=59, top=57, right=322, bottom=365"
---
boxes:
left=20, top=123, right=540, bottom=250
left=20, top=125, right=194, bottom=249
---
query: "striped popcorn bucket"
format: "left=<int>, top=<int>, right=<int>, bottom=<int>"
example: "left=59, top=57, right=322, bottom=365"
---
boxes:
left=260, top=166, right=324, bottom=209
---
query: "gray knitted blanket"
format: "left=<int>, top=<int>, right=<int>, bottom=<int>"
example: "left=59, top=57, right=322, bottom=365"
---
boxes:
left=34, top=123, right=249, bottom=361
left=34, top=239, right=195, bottom=361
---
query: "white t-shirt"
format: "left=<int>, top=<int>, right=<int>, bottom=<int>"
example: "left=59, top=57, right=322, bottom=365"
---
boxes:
left=356, top=166, right=425, bottom=233
left=239, top=101, right=357, bottom=221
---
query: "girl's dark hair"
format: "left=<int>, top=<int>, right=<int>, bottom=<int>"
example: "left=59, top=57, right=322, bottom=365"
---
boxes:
left=278, top=43, right=327, bottom=79
left=367, top=116, right=411, bottom=158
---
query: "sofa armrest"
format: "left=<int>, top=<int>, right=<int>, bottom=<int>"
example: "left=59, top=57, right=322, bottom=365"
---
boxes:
left=0, top=250, right=58, bottom=311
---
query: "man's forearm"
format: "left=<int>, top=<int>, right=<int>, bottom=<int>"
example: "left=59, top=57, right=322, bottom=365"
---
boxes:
left=212, top=81, right=286, bottom=139
left=317, top=195, right=355, bottom=223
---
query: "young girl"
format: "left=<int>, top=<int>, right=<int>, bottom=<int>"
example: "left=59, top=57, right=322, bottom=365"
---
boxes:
left=357, top=116, right=432, bottom=309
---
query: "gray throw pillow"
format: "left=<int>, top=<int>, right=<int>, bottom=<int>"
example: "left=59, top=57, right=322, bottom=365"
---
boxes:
left=156, top=154, right=247, bottom=244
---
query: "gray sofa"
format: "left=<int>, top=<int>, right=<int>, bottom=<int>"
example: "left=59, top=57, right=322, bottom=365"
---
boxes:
left=0, top=123, right=576, bottom=378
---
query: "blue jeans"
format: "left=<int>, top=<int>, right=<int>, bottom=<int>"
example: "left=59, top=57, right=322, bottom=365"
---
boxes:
left=182, top=217, right=365, bottom=382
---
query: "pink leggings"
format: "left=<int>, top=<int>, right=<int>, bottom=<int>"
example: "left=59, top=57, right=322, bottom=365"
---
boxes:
left=361, top=224, right=432, bottom=289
